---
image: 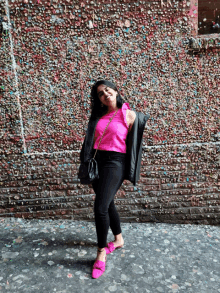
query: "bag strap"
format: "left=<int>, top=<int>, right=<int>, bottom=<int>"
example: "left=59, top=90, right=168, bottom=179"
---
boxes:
left=93, top=109, right=119, bottom=159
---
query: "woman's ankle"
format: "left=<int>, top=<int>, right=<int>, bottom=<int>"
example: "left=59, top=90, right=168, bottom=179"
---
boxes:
left=114, top=233, right=123, bottom=242
left=98, top=247, right=105, bottom=252
left=97, top=248, right=106, bottom=261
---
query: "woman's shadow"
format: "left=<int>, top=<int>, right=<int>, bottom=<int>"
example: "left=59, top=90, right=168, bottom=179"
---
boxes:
left=3, top=231, right=98, bottom=275
left=39, top=236, right=97, bottom=272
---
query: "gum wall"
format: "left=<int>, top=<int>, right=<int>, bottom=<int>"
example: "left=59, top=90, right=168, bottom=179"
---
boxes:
left=0, top=0, right=219, bottom=224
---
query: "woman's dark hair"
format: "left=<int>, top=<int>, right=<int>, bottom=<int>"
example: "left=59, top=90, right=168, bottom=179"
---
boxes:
left=90, top=80, right=125, bottom=119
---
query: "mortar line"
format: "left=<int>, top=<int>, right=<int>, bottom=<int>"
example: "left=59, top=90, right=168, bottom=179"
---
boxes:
left=143, top=141, right=220, bottom=149
left=22, top=141, right=220, bottom=156
left=5, top=0, right=27, bottom=154
left=23, top=150, right=80, bottom=156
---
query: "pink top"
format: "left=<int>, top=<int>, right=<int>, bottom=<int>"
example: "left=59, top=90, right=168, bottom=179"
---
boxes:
left=93, top=103, right=131, bottom=153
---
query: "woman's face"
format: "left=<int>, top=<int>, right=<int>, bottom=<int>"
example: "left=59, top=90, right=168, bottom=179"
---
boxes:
left=97, top=84, right=118, bottom=107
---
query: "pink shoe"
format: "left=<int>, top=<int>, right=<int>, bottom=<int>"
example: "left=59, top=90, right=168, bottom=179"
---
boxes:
left=105, top=242, right=124, bottom=255
left=92, top=251, right=107, bottom=279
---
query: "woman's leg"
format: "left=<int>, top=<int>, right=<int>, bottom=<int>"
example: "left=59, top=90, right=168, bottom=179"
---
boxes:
left=92, top=158, right=125, bottom=249
left=108, top=191, right=122, bottom=236
left=109, top=200, right=124, bottom=246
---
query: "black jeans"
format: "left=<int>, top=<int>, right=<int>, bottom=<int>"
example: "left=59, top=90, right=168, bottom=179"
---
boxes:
left=92, top=150, right=126, bottom=249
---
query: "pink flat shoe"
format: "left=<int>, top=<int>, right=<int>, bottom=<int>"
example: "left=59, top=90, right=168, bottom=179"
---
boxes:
left=105, top=242, right=124, bottom=255
left=92, top=249, right=107, bottom=279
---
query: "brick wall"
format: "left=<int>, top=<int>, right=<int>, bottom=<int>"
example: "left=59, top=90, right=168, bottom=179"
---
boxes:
left=0, top=0, right=219, bottom=225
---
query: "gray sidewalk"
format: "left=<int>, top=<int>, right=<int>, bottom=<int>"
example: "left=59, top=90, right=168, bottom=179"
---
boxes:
left=0, top=218, right=219, bottom=293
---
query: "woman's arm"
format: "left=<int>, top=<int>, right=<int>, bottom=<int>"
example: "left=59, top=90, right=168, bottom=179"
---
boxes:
left=126, top=110, right=136, bottom=132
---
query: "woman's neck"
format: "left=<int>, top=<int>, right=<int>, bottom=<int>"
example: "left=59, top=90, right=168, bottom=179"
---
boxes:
left=106, top=106, right=118, bottom=114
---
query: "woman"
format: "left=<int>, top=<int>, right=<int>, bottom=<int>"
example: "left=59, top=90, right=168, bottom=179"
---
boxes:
left=79, top=80, right=149, bottom=279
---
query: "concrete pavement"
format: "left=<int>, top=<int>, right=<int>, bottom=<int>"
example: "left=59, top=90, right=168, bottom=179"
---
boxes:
left=0, top=218, right=219, bottom=293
